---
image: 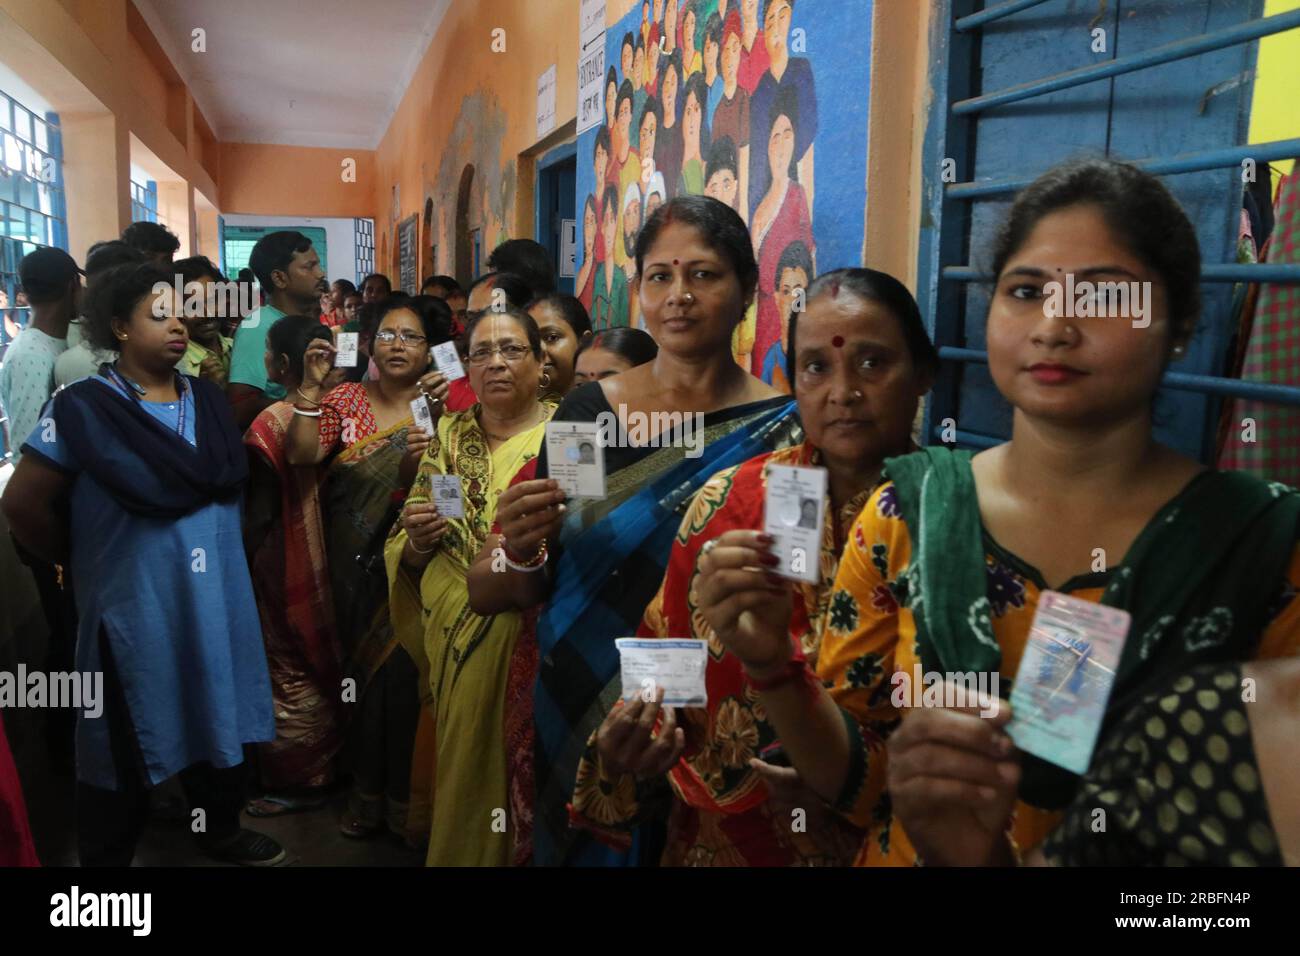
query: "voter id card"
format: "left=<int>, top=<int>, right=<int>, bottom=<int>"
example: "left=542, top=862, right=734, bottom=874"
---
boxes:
left=426, top=474, right=465, bottom=519
left=410, top=396, right=436, bottom=436
left=616, top=638, right=708, bottom=708
left=546, top=420, right=606, bottom=499
left=1006, top=590, right=1130, bottom=775
left=334, top=332, right=359, bottom=367
left=432, top=342, right=466, bottom=381
left=763, top=464, right=827, bottom=583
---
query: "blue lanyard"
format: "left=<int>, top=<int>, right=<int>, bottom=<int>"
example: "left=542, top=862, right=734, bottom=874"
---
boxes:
left=104, top=363, right=190, bottom=438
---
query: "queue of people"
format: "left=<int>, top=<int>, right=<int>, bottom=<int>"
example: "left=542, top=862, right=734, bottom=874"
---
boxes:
left=0, top=158, right=1296, bottom=868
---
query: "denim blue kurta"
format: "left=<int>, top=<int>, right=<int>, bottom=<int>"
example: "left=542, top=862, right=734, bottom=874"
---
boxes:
left=26, top=376, right=273, bottom=789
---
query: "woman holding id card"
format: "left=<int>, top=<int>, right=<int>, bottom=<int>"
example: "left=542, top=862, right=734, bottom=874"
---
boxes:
left=286, top=295, right=453, bottom=841
left=570, top=268, right=937, bottom=865
left=385, top=306, right=556, bottom=866
left=700, top=159, right=1300, bottom=868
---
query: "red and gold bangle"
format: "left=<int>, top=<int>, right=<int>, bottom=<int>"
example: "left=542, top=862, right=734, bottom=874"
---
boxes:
left=500, top=534, right=548, bottom=572
left=743, top=658, right=811, bottom=692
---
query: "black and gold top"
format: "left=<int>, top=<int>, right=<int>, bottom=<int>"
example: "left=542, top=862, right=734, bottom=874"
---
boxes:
left=1043, top=662, right=1283, bottom=867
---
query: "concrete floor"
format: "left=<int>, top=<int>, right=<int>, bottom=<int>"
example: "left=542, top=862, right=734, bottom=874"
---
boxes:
left=22, top=748, right=425, bottom=867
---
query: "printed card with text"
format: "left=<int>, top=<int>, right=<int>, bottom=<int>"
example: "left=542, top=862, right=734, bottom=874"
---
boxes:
left=546, top=420, right=606, bottom=499
left=763, top=464, right=827, bottom=583
left=432, top=342, right=466, bottom=381
left=1006, top=590, right=1130, bottom=775
left=410, top=396, right=436, bottom=437
left=426, top=474, right=465, bottom=520
left=616, top=638, right=708, bottom=708
left=334, top=332, right=359, bottom=368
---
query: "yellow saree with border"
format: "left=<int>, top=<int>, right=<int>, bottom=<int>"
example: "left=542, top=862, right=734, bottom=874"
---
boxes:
left=384, top=403, right=553, bottom=866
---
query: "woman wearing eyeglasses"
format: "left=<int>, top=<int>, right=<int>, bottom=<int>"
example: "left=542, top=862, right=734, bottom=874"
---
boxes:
left=384, top=307, right=557, bottom=865
left=286, top=294, right=453, bottom=841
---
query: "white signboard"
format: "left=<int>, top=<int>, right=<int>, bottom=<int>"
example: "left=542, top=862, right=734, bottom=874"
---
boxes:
left=580, top=0, right=606, bottom=52
left=560, top=219, right=577, bottom=278
left=537, top=64, right=557, bottom=140
left=577, top=42, right=606, bottom=135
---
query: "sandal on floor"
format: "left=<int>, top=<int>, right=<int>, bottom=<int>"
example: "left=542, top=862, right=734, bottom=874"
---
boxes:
left=245, top=792, right=329, bottom=818
left=339, top=794, right=384, bottom=839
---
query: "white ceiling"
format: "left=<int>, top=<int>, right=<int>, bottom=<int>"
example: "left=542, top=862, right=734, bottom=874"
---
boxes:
left=132, top=0, right=451, bottom=150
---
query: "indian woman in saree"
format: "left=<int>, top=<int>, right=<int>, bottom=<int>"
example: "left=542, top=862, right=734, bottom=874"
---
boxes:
left=386, top=307, right=556, bottom=866
left=243, top=315, right=347, bottom=814
left=472, top=196, right=801, bottom=866
left=286, top=295, right=454, bottom=840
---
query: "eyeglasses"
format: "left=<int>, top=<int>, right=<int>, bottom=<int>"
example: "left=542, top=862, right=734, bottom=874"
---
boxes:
left=466, top=343, right=532, bottom=366
left=374, top=329, right=427, bottom=346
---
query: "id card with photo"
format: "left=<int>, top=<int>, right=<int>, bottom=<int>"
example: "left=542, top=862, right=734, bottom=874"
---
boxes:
left=616, top=638, right=708, bottom=708
left=763, top=464, right=827, bottom=584
left=334, top=332, right=359, bottom=367
left=432, top=341, right=466, bottom=381
left=426, top=474, right=465, bottom=520
left=1006, top=590, right=1130, bottom=775
left=410, top=396, right=437, bottom=437
left=546, top=421, right=606, bottom=499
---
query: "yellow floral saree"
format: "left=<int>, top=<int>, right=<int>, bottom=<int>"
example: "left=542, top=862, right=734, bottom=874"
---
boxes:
left=384, top=403, right=553, bottom=866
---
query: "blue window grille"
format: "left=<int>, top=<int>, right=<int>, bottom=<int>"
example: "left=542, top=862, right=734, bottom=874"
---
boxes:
left=0, top=86, right=66, bottom=343
left=354, top=217, right=374, bottom=286
left=918, top=0, right=1300, bottom=462
left=129, top=178, right=159, bottom=225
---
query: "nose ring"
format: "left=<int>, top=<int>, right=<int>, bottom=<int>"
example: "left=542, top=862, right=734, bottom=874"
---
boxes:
left=852, top=390, right=863, bottom=400
left=681, top=291, right=695, bottom=303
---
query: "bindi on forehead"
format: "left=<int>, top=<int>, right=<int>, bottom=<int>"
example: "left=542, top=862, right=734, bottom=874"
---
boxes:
left=832, top=335, right=845, bottom=348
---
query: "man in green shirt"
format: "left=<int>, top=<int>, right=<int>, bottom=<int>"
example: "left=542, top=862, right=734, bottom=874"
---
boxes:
left=227, top=231, right=327, bottom=429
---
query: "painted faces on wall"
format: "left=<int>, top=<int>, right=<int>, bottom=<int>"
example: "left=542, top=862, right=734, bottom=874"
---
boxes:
left=764, top=0, right=793, bottom=61
left=706, top=165, right=739, bottom=210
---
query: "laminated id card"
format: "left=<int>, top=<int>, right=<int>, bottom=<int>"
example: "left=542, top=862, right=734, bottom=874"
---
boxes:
left=616, top=638, right=708, bottom=708
left=546, top=421, right=606, bottom=499
left=426, top=474, right=465, bottom=519
left=763, top=464, right=827, bottom=583
left=1006, top=590, right=1130, bottom=775
left=334, top=332, right=359, bottom=367
left=410, top=395, right=437, bottom=437
left=432, top=342, right=466, bottom=381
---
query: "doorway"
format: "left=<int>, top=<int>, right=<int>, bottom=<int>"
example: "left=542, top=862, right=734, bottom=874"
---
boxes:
left=535, top=144, right=577, bottom=295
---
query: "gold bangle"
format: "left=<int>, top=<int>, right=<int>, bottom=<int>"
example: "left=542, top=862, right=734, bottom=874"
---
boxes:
left=407, top=536, right=436, bottom=555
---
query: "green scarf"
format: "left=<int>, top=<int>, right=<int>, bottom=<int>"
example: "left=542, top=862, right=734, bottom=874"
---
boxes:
left=885, top=446, right=1300, bottom=809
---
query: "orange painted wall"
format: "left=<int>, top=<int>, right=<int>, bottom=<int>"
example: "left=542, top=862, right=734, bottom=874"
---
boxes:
left=372, top=0, right=580, bottom=282
left=125, top=31, right=169, bottom=130
left=217, top=142, right=377, bottom=218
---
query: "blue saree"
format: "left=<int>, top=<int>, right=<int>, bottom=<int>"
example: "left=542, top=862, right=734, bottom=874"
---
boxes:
left=533, top=386, right=800, bottom=866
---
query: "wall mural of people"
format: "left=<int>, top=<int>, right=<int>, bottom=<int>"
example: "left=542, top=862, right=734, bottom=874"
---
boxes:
left=576, top=0, right=871, bottom=392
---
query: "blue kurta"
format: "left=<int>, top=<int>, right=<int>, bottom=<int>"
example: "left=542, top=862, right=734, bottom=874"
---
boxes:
left=26, top=376, right=273, bottom=789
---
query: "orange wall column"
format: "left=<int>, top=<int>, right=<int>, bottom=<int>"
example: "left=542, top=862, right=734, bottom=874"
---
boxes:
left=60, top=111, right=130, bottom=261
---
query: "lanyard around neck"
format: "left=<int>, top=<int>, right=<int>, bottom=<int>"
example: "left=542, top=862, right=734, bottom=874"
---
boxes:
left=104, top=363, right=190, bottom=439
